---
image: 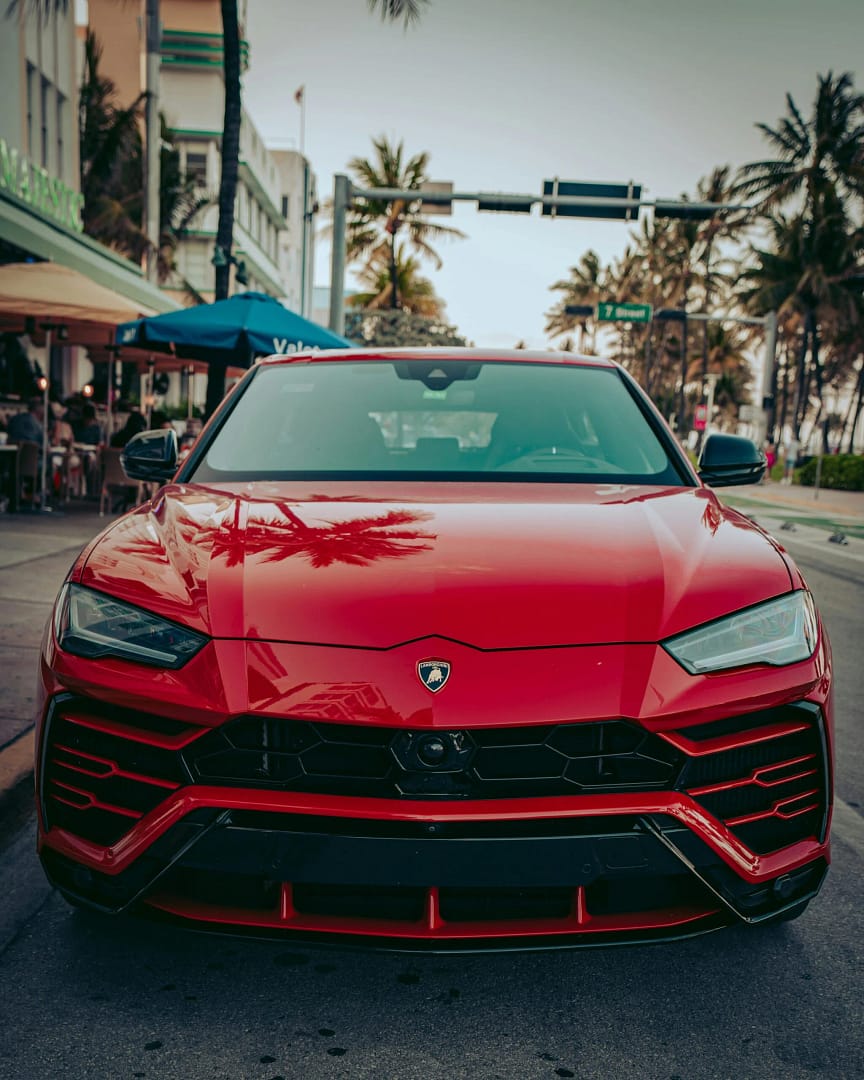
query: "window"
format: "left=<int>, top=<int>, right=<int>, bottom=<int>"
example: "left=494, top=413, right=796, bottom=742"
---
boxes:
left=26, top=63, right=36, bottom=158
left=189, top=361, right=688, bottom=486
left=185, top=151, right=208, bottom=186
left=281, top=195, right=290, bottom=219
left=40, top=76, right=50, bottom=168
left=56, top=93, right=66, bottom=179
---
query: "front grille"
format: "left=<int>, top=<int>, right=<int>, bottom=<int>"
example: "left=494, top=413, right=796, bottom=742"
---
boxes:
left=42, top=697, right=199, bottom=847
left=677, top=703, right=827, bottom=855
left=184, top=716, right=682, bottom=800
left=42, top=692, right=828, bottom=866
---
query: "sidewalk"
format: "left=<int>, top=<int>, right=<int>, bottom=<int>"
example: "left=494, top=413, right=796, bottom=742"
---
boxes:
left=0, top=502, right=111, bottom=807
left=720, top=481, right=864, bottom=539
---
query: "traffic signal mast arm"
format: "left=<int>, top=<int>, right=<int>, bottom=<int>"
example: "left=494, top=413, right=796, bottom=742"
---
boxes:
left=345, top=182, right=748, bottom=217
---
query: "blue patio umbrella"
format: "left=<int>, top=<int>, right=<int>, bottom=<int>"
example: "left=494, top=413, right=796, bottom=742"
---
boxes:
left=116, top=291, right=353, bottom=365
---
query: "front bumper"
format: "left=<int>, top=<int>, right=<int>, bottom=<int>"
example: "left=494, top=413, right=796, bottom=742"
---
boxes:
left=40, top=800, right=827, bottom=950
left=36, top=634, right=833, bottom=950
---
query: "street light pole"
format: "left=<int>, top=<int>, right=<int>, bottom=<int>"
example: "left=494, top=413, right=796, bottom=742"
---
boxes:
left=329, top=174, right=351, bottom=334
left=144, top=0, right=161, bottom=282
left=38, top=362, right=49, bottom=511
left=757, top=310, right=778, bottom=450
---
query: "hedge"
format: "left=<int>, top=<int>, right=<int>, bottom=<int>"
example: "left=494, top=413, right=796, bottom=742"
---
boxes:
left=797, top=454, right=864, bottom=491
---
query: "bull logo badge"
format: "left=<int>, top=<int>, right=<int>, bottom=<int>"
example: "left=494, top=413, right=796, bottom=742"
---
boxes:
left=417, top=659, right=451, bottom=693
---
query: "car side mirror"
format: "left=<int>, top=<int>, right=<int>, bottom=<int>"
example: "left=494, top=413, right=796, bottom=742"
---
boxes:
left=121, top=428, right=179, bottom=482
left=697, top=433, right=765, bottom=488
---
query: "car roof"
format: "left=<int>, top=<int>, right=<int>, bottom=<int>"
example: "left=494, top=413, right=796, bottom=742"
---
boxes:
left=257, top=347, right=617, bottom=369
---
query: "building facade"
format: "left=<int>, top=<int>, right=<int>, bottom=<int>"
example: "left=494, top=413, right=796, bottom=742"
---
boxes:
left=88, top=0, right=316, bottom=313
left=0, top=4, right=174, bottom=404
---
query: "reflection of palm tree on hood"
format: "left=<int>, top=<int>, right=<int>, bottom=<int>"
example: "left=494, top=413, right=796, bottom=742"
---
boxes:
left=247, top=505, right=436, bottom=568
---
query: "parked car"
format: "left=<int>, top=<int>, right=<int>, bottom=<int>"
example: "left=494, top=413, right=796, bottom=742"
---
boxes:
left=36, top=349, right=832, bottom=949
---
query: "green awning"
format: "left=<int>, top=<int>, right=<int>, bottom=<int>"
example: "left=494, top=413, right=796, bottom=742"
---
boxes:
left=0, top=189, right=179, bottom=315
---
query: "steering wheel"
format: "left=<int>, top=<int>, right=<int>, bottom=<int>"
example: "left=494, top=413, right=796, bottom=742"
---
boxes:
left=492, top=446, right=602, bottom=470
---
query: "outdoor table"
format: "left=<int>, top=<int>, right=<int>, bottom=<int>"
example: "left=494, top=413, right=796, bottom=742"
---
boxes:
left=73, top=442, right=100, bottom=497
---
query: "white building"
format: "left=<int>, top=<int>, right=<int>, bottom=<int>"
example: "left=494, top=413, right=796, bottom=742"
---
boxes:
left=0, top=4, right=174, bottom=404
left=88, top=0, right=316, bottom=311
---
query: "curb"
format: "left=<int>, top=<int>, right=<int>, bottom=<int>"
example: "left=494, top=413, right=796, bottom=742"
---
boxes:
left=0, top=728, right=34, bottom=805
left=726, top=489, right=864, bottom=522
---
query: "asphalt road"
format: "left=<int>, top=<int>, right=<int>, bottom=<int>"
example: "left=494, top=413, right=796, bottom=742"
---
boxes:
left=1, top=537, right=862, bottom=1080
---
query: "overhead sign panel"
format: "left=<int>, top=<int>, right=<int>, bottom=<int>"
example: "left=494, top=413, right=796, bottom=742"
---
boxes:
left=654, top=199, right=716, bottom=221
left=477, top=193, right=533, bottom=214
left=542, top=179, right=642, bottom=221
left=596, top=302, right=653, bottom=323
left=419, top=180, right=453, bottom=216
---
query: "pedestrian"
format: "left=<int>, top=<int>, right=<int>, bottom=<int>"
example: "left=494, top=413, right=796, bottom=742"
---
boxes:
left=764, top=443, right=776, bottom=481
left=782, top=434, right=800, bottom=485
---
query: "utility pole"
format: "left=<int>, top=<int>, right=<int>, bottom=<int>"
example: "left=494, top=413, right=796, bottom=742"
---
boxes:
left=144, top=0, right=161, bottom=282
left=328, top=174, right=351, bottom=334
left=757, top=310, right=778, bottom=450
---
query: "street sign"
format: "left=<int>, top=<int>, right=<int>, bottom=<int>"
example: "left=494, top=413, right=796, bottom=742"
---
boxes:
left=542, top=179, right=642, bottom=220
left=596, top=302, right=653, bottom=323
left=477, top=194, right=533, bottom=214
left=419, top=181, right=453, bottom=216
left=654, top=200, right=716, bottom=221
left=694, top=404, right=708, bottom=431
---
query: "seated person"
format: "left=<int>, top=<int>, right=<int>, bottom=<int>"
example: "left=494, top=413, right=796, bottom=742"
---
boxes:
left=8, top=398, right=44, bottom=446
left=76, top=403, right=102, bottom=445
left=111, top=411, right=148, bottom=448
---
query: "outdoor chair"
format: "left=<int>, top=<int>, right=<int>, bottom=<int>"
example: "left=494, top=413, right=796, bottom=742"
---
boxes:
left=99, top=447, right=137, bottom=516
left=14, top=441, right=40, bottom=508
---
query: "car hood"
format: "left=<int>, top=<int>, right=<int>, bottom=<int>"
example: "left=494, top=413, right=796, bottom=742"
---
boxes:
left=79, top=482, right=794, bottom=649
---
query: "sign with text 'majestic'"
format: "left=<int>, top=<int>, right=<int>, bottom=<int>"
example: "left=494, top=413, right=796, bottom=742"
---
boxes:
left=0, top=138, right=85, bottom=233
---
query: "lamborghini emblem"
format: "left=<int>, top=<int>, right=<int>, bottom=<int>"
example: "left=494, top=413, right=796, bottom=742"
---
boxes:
left=417, top=659, right=451, bottom=693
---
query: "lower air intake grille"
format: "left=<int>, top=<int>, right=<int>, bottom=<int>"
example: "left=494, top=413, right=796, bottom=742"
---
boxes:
left=678, top=703, right=828, bottom=855
left=42, top=696, right=199, bottom=847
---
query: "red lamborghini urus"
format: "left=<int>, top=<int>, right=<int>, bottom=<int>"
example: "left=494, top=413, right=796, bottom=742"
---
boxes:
left=36, top=350, right=832, bottom=950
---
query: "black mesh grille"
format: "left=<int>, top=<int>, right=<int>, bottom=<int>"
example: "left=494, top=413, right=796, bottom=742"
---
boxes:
left=184, top=716, right=682, bottom=800
left=43, top=700, right=196, bottom=847
left=678, top=706, right=827, bottom=856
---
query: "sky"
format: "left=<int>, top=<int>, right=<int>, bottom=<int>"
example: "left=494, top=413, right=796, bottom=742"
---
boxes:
left=243, top=0, right=864, bottom=348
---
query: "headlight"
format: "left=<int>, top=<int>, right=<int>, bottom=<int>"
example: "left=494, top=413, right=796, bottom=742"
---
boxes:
left=55, top=583, right=207, bottom=669
left=663, top=591, right=818, bottom=674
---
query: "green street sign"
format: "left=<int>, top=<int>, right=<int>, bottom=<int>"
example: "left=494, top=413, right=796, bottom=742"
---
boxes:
left=596, top=302, right=653, bottom=323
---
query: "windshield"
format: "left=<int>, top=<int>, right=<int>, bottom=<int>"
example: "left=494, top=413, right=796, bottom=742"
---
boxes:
left=187, top=359, right=690, bottom=485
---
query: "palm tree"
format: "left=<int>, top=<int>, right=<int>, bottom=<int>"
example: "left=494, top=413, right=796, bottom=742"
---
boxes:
left=735, top=72, right=864, bottom=214
left=205, top=0, right=432, bottom=418
left=545, top=250, right=606, bottom=352
left=78, top=32, right=210, bottom=295
left=687, top=322, right=753, bottom=429
left=79, top=30, right=148, bottom=261
left=345, top=136, right=465, bottom=311
left=367, top=0, right=429, bottom=23
left=738, top=211, right=862, bottom=444
left=736, top=72, right=864, bottom=445
left=349, top=243, right=443, bottom=317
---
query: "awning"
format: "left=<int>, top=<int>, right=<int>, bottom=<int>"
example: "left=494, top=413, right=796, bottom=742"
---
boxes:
left=0, top=262, right=159, bottom=324
left=0, top=187, right=178, bottom=315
